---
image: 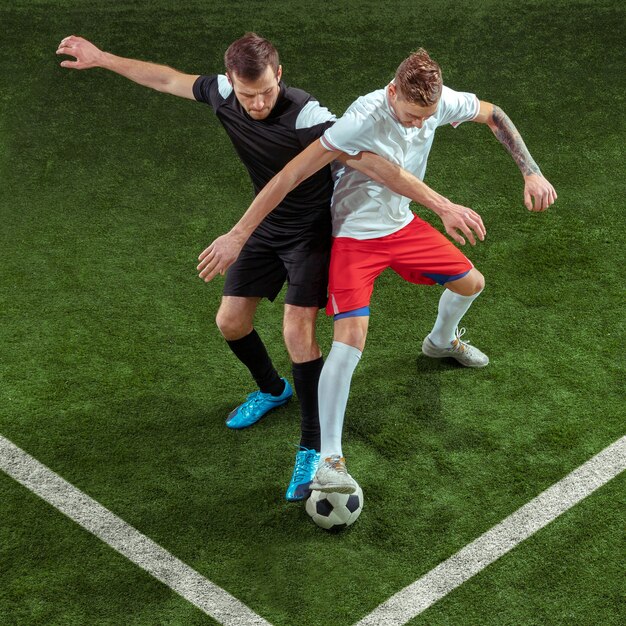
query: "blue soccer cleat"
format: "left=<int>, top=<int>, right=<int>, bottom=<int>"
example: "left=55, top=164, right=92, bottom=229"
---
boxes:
left=286, top=447, right=321, bottom=501
left=226, top=378, right=293, bottom=429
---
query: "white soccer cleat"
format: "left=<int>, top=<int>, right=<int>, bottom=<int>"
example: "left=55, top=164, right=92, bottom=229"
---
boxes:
left=310, top=455, right=358, bottom=494
left=422, top=327, right=489, bottom=368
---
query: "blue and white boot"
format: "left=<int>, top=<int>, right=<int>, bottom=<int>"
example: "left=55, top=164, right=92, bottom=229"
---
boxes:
left=226, top=379, right=293, bottom=429
left=285, top=446, right=320, bottom=501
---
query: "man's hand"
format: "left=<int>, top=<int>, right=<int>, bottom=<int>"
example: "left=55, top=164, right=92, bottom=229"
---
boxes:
left=56, top=36, right=103, bottom=70
left=197, top=232, right=246, bottom=283
left=433, top=201, right=486, bottom=246
left=524, top=174, right=557, bottom=212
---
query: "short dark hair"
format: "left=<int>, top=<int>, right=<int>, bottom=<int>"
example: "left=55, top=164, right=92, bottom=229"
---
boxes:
left=224, top=33, right=280, bottom=81
left=394, top=48, right=442, bottom=106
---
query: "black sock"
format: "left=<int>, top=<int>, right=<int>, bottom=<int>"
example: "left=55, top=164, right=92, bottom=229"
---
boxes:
left=292, top=357, right=323, bottom=451
left=226, top=329, right=285, bottom=396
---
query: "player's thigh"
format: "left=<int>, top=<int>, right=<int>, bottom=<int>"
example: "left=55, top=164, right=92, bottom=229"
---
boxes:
left=279, top=229, right=331, bottom=309
left=327, top=236, right=389, bottom=315
left=223, top=234, right=287, bottom=302
left=390, top=218, right=473, bottom=286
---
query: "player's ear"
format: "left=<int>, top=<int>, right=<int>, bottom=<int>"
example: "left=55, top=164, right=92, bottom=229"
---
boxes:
left=276, top=65, right=283, bottom=82
left=225, top=72, right=232, bottom=85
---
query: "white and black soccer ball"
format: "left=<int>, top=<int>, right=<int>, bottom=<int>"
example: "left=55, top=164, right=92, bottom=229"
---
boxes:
left=305, top=484, right=364, bottom=531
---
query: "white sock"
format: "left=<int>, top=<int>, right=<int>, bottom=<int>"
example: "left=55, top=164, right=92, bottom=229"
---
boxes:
left=428, top=288, right=482, bottom=347
left=318, top=341, right=362, bottom=459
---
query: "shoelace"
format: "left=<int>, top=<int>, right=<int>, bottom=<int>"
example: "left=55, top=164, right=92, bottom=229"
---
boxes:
left=450, top=327, right=471, bottom=354
left=293, top=450, right=318, bottom=481
left=241, top=387, right=286, bottom=416
left=325, top=455, right=347, bottom=473
left=240, top=391, right=264, bottom=416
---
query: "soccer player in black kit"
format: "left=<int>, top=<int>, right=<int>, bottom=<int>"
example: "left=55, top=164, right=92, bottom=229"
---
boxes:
left=56, top=32, right=426, bottom=500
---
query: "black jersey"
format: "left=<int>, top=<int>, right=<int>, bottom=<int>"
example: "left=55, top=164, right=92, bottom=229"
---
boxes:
left=193, top=74, right=336, bottom=231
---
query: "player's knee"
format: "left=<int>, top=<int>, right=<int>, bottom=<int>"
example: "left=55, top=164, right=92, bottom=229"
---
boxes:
left=449, top=269, right=485, bottom=296
left=471, top=270, right=485, bottom=294
left=333, top=322, right=368, bottom=351
left=343, top=327, right=367, bottom=350
left=215, top=310, right=250, bottom=341
left=283, top=318, right=318, bottom=360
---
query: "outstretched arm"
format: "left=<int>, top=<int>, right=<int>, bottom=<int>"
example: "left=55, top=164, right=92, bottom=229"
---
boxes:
left=474, top=101, right=557, bottom=211
left=56, top=36, right=199, bottom=99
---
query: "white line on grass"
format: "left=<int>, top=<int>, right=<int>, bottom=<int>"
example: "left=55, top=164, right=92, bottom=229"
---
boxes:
left=0, top=435, right=271, bottom=626
left=355, top=435, right=626, bottom=626
left=3, top=434, right=624, bottom=626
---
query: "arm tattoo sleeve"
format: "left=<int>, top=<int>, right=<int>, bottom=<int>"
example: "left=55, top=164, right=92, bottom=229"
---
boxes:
left=491, top=106, right=542, bottom=176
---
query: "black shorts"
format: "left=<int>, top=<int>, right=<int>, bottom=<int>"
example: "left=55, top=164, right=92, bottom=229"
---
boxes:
left=223, top=221, right=331, bottom=308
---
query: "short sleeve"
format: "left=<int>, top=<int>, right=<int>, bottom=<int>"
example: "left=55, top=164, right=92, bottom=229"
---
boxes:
left=193, top=74, right=233, bottom=111
left=436, top=86, right=480, bottom=128
left=295, top=100, right=336, bottom=147
left=320, top=109, right=376, bottom=155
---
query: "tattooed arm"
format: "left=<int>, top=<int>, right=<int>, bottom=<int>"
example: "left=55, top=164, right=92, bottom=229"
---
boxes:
left=474, top=101, right=557, bottom=211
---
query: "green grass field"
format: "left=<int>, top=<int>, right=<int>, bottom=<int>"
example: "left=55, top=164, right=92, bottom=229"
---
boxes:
left=1, top=1, right=624, bottom=624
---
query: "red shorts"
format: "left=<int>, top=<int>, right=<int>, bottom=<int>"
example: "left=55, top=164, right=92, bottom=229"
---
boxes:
left=326, top=216, right=473, bottom=315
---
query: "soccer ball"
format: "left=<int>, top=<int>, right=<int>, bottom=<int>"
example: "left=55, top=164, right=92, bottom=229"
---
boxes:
left=305, top=484, right=364, bottom=531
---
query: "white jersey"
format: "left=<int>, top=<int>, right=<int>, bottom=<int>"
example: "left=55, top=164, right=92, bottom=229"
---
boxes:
left=321, top=84, right=479, bottom=239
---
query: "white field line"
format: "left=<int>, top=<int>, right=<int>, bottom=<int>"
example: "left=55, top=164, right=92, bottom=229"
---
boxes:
left=0, top=435, right=271, bottom=626
left=354, top=435, right=626, bottom=626
left=2, top=434, right=624, bottom=626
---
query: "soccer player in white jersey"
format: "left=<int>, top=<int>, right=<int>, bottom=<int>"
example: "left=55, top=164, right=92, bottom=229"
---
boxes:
left=199, top=48, right=556, bottom=493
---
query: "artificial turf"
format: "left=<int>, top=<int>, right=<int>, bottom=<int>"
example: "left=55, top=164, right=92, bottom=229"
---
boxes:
left=1, top=1, right=624, bottom=624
